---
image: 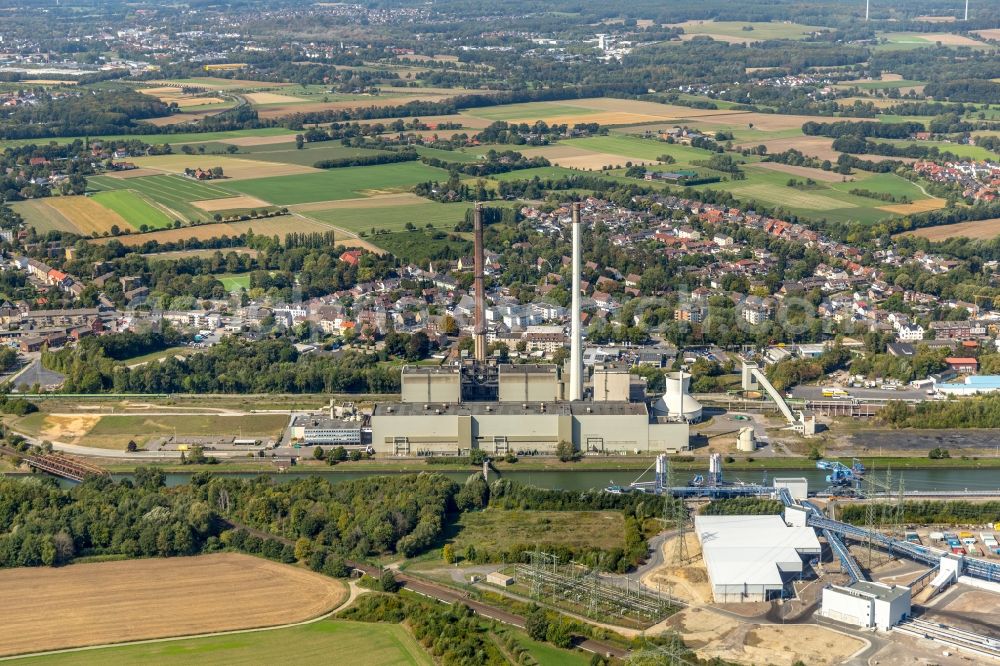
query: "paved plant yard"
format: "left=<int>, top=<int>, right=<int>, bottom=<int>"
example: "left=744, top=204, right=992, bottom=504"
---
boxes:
left=0, top=553, right=347, bottom=657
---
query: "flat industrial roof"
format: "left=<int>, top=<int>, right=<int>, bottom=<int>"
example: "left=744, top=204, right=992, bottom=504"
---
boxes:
left=841, top=581, right=910, bottom=603
left=401, top=365, right=460, bottom=375
left=291, top=415, right=361, bottom=429
left=373, top=401, right=646, bottom=417
left=694, top=515, right=821, bottom=589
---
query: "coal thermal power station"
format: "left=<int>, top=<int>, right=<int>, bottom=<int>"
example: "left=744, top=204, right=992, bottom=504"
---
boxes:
left=370, top=203, right=696, bottom=457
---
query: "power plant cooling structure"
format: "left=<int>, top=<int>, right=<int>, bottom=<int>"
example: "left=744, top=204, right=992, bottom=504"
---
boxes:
left=569, top=202, right=583, bottom=401
left=473, top=203, right=486, bottom=363
left=658, top=371, right=704, bottom=422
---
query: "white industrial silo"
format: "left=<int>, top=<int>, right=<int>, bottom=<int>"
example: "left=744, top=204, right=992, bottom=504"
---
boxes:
left=658, top=371, right=703, bottom=422
left=736, top=426, right=756, bottom=452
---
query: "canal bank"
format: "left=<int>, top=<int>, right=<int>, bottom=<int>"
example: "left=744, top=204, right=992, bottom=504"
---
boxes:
left=78, top=467, right=1000, bottom=493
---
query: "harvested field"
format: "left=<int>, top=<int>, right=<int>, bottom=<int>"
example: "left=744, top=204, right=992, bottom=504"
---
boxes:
left=974, top=29, right=1000, bottom=41
left=901, top=217, right=1000, bottom=241
left=147, top=77, right=294, bottom=90
left=693, top=111, right=817, bottom=131
left=131, top=155, right=318, bottom=181
left=143, top=111, right=222, bottom=127
left=41, top=196, right=133, bottom=234
left=669, top=19, right=824, bottom=43
left=20, top=79, right=78, bottom=85
left=753, top=162, right=849, bottom=181
left=193, top=195, right=272, bottom=211
left=143, top=247, right=260, bottom=260
left=916, top=15, right=957, bottom=23
left=739, top=136, right=841, bottom=161
left=562, top=97, right=738, bottom=118
left=256, top=95, right=454, bottom=119
left=0, top=553, right=347, bottom=657
left=90, top=215, right=331, bottom=247
left=878, top=197, right=946, bottom=215
left=912, top=32, right=988, bottom=47
left=244, top=91, right=309, bottom=105
left=140, top=86, right=228, bottom=107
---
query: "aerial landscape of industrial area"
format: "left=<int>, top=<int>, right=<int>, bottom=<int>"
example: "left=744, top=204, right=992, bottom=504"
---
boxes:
left=2, top=0, right=1000, bottom=663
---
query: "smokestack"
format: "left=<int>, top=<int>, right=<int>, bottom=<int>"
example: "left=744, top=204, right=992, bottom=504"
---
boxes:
left=473, top=203, right=486, bottom=363
left=569, top=202, right=583, bottom=401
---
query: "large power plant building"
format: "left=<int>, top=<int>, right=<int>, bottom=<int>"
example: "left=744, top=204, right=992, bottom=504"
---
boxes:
left=369, top=203, right=695, bottom=457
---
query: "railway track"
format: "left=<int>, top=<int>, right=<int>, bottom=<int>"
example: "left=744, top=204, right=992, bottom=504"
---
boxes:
left=895, top=617, right=1000, bottom=661
left=225, top=520, right=629, bottom=658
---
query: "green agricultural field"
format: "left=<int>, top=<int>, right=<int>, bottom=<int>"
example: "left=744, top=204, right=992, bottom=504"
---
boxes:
left=693, top=166, right=938, bottom=224
left=238, top=142, right=393, bottom=166
left=414, top=146, right=484, bottom=163
left=304, top=200, right=473, bottom=234
left=14, top=620, right=432, bottom=665
left=880, top=138, right=997, bottom=160
left=223, top=162, right=449, bottom=205
left=0, top=128, right=296, bottom=151
left=562, top=135, right=716, bottom=164
left=450, top=510, right=625, bottom=553
left=91, top=190, right=175, bottom=230
left=676, top=20, right=826, bottom=41
left=89, top=174, right=239, bottom=222
left=468, top=102, right=600, bottom=122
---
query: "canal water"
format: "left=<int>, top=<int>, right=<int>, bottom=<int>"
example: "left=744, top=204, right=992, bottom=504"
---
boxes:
left=115, top=467, right=1000, bottom=493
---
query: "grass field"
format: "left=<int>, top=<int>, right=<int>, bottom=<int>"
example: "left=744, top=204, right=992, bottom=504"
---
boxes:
left=238, top=142, right=393, bottom=166
left=217, top=273, right=252, bottom=290
left=14, top=620, right=431, bottom=666
left=0, top=553, right=347, bottom=658
left=0, top=128, right=295, bottom=151
left=89, top=174, right=241, bottom=223
left=876, top=32, right=990, bottom=50
left=563, top=134, right=717, bottom=163
left=450, top=510, right=624, bottom=553
left=92, top=190, right=175, bottom=230
left=670, top=20, right=826, bottom=42
left=303, top=199, right=473, bottom=234
left=224, top=162, right=448, bottom=205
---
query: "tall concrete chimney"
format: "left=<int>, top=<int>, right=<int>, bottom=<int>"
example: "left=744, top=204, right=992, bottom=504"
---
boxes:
left=569, top=202, right=583, bottom=401
left=473, top=203, right=486, bottom=363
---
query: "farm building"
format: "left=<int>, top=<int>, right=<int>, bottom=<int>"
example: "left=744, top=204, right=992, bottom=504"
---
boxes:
left=694, top=514, right=821, bottom=603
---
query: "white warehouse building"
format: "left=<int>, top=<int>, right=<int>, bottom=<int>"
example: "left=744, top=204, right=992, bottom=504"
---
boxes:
left=821, top=581, right=911, bottom=630
left=694, top=514, right=821, bottom=603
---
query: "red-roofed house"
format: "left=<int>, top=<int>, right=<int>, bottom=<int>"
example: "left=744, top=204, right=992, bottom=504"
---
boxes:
left=945, top=357, right=978, bottom=374
left=340, top=250, right=362, bottom=266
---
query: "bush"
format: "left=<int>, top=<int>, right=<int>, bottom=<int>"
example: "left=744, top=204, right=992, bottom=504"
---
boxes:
left=378, top=570, right=400, bottom=593
left=556, top=440, right=576, bottom=462
left=525, top=607, right=549, bottom=641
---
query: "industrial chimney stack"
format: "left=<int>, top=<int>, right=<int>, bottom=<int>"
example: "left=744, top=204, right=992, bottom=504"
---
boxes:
left=569, top=202, right=583, bottom=401
left=473, top=203, right=486, bottom=363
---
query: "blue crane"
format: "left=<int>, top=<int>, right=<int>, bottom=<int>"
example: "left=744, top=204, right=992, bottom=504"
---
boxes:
left=816, top=460, right=856, bottom=486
